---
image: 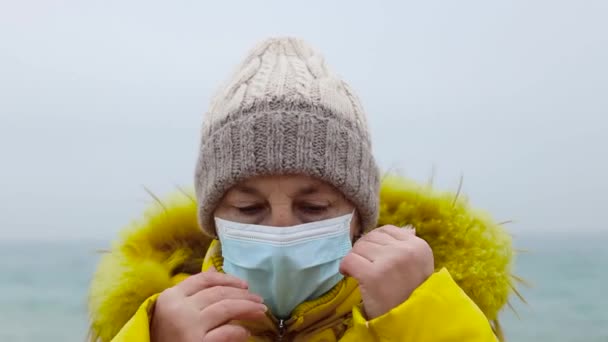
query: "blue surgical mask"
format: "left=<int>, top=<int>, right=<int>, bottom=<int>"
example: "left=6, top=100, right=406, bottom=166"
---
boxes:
left=215, top=213, right=353, bottom=318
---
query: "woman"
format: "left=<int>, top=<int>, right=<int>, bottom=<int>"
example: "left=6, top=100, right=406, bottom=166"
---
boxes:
left=88, top=37, right=515, bottom=341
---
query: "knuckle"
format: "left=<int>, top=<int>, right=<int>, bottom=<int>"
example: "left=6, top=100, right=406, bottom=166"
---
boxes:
left=412, top=238, right=433, bottom=258
left=351, top=243, right=363, bottom=255
left=421, top=242, right=435, bottom=263
left=192, top=274, right=210, bottom=289
left=421, top=238, right=433, bottom=253
left=368, top=229, right=385, bottom=238
left=342, top=252, right=356, bottom=265
left=157, top=288, right=171, bottom=303
left=379, top=225, right=399, bottom=233
left=162, top=297, right=183, bottom=315
left=217, top=301, right=233, bottom=318
left=396, top=245, right=413, bottom=260
left=215, top=286, right=231, bottom=299
left=217, top=286, right=227, bottom=298
left=385, top=256, right=403, bottom=270
left=158, top=287, right=179, bottom=306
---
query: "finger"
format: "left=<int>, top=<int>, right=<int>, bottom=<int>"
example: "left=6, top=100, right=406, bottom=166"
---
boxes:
left=339, top=251, right=372, bottom=280
left=351, top=239, right=385, bottom=262
left=200, top=299, right=267, bottom=332
left=358, top=231, right=392, bottom=245
left=376, top=225, right=415, bottom=241
left=190, top=286, right=263, bottom=310
left=204, top=323, right=250, bottom=342
left=178, top=271, right=248, bottom=296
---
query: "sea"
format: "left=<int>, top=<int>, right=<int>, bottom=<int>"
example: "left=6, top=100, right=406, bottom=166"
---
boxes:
left=0, top=231, right=606, bottom=341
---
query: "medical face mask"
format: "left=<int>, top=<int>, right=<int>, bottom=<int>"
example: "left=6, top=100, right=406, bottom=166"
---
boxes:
left=215, top=213, right=353, bottom=318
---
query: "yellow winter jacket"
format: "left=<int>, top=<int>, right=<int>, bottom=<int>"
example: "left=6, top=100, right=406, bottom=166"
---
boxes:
left=88, top=176, right=519, bottom=341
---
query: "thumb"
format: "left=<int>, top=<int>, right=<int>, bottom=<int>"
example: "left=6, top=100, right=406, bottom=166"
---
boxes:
left=339, top=252, right=371, bottom=281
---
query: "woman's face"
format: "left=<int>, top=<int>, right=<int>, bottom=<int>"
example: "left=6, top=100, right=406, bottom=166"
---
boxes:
left=214, top=174, right=361, bottom=240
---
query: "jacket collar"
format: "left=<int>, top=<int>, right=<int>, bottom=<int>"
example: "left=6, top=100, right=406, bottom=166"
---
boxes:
left=87, top=176, right=517, bottom=341
left=202, top=239, right=361, bottom=339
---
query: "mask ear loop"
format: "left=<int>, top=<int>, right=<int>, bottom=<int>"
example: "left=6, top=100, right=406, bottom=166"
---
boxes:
left=350, top=209, right=364, bottom=244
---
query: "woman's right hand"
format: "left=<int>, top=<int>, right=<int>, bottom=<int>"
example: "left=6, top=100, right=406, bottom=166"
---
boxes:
left=150, top=269, right=267, bottom=342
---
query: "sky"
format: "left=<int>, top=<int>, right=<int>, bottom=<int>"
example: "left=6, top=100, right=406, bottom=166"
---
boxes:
left=0, top=1, right=606, bottom=240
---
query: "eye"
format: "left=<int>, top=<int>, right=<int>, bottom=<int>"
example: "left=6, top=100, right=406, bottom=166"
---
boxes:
left=235, top=205, right=265, bottom=215
left=299, top=204, right=329, bottom=215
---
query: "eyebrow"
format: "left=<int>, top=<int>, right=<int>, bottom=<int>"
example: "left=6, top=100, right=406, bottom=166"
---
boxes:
left=232, top=184, right=322, bottom=197
left=232, top=185, right=261, bottom=195
left=295, top=185, right=321, bottom=196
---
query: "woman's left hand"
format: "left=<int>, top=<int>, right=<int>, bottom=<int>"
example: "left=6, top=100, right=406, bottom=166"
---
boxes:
left=339, top=225, right=434, bottom=320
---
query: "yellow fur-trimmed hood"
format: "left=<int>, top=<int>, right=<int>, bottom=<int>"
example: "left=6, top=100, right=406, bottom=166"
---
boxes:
left=87, top=176, right=519, bottom=341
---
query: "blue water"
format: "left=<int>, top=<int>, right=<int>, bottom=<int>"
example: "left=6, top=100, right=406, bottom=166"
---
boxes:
left=0, top=232, right=606, bottom=341
left=500, top=231, right=608, bottom=341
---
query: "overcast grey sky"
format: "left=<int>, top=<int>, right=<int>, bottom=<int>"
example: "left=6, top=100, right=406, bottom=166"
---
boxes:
left=1, top=1, right=606, bottom=240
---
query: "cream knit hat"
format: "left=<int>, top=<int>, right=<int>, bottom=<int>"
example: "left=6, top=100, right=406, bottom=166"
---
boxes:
left=195, top=37, right=380, bottom=237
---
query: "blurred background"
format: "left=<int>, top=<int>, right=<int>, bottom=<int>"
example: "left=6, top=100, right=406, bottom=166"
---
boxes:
left=1, top=1, right=606, bottom=341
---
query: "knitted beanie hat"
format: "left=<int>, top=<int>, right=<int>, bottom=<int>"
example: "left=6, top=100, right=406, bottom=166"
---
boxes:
left=195, top=37, right=380, bottom=237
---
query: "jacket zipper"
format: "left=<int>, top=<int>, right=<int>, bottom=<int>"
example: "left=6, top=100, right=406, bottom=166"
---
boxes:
left=276, top=319, right=286, bottom=341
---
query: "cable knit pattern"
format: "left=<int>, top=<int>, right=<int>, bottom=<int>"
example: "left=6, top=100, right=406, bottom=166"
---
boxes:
left=195, top=37, right=380, bottom=236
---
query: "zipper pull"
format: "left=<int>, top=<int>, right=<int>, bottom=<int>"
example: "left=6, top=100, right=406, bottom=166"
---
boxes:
left=277, top=319, right=286, bottom=341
